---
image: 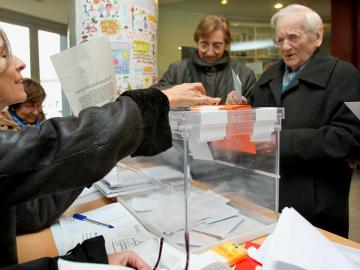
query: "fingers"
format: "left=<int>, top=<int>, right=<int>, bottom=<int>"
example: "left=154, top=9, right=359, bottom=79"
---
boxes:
left=192, top=96, right=220, bottom=105
left=226, top=91, right=242, bottom=105
left=108, top=251, right=152, bottom=270
left=190, top=82, right=206, bottom=95
left=240, top=96, right=248, bottom=104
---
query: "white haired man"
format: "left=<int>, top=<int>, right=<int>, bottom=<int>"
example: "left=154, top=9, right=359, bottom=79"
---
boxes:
left=249, top=4, right=360, bottom=237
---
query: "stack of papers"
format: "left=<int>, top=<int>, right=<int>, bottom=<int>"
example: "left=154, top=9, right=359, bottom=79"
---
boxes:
left=128, top=190, right=251, bottom=248
left=50, top=203, right=156, bottom=255
left=94, top=165, right=185, bottom=198
left=248, top=207, right=359, bottom=270
left=94, top=167, right=159, bottom=198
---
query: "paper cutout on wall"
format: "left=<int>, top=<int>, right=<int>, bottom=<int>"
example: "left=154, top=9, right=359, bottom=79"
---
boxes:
left=76, top=0, right=158, bottom=92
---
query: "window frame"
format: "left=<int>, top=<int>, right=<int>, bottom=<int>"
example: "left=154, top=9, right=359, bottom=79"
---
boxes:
left=0, top=7, right=71, bottom=116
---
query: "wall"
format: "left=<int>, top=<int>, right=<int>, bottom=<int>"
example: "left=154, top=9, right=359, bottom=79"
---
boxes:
left=157, top=7, right=203, bottom=76
left=0, top=0, right=68, bottom=24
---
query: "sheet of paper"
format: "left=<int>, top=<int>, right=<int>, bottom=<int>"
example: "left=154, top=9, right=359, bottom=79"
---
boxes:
left=129, top=190, right=238, bottom=236
left=345, top=102, right=360, bottom=120
left=94, top=180, right=160, bottom=198
left=189, top=139, right=214, bottom=161
left=252, top=207, right=358, bottom=270
left=51, top=36, right=117, bottom=116
left=192, top=216, right=244, bottom=238
left=52, top=203, right=155, bottom=255
left=58, top=259, right=131, bottom=270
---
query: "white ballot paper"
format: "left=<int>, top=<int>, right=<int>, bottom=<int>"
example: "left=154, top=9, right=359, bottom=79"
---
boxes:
left=248, top=207, right=359, bottom=270
left=51, top=36, right=117, bottom=116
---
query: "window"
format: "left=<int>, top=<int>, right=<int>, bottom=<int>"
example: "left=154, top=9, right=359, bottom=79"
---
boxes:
left=38, top=30, right=63, bottom=118
left=0, top=8, right=68, bottom=117
left=0, top=22, right=31, bottom=78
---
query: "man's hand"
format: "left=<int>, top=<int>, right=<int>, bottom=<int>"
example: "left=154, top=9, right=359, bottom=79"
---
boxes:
left=225, top=90, right=247, bottom=105
left=108, top=251, right=151, bottom=270
left=163, top=83, right=220, bottom=108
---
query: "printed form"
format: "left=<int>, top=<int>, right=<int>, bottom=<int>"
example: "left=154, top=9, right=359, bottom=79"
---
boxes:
left=51, top=36, right=117, bottom=116
left=51, top=203, right=155, bottom=255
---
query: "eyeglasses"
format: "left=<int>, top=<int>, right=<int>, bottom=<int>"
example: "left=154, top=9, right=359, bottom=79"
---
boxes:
left=273, top=30, right=312, bottom=47
left=153, top=231, right=190, bottom=270
left=198, top=42, right=225, bottom=53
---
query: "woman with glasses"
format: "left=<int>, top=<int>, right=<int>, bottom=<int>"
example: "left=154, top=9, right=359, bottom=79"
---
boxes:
left=249, top=4, right=360, bottom=238
left=153, top=15, right=256, bottom=104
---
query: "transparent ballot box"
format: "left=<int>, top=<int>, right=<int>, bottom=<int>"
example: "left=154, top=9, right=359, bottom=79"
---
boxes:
left=116, top=106, right=284, bottom=252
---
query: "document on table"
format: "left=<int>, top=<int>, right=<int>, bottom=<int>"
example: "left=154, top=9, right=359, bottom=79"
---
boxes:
left=50, top=203, right=156, bottom=255
left=128, top=190, right=241, bottom=246
left=51, top=36, right=117, bottom=116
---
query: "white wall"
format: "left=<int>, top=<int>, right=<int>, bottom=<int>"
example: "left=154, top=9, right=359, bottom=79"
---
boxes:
left=0, top=0, right=68, bottom=24
left=157, top=7, right=204, bottom=76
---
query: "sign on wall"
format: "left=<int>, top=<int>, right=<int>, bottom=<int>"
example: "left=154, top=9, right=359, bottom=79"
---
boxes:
left=75, top=0, right=158, bottom=92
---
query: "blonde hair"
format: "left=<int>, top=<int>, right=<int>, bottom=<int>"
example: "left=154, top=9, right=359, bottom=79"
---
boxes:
left=0, top=27, right=12, bottom=72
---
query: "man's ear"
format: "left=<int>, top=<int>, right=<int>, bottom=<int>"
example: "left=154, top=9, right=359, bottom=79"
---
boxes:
left=315, top=27, right=324, bottom=47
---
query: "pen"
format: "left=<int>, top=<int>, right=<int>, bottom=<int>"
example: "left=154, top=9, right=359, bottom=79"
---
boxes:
left=73, top=213, right=114, bottom=229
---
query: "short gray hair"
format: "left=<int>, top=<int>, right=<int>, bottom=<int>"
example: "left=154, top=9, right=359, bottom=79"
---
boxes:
left=271, top=4, right=323, bottom=33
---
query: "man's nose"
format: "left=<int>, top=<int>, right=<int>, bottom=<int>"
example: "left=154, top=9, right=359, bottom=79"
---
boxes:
left=282, top=39, right=292, bottom=50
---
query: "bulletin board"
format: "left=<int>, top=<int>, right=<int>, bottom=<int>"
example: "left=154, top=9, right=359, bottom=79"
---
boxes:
left=75, top=0, right=158, bottom=92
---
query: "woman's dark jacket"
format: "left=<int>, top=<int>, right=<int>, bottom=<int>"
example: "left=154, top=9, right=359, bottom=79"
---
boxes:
left=153, top=48, right=256, bottom=101
left=249, top=50, right=360, bottom=237
left=0, top=88, right=172, bottom=269
left=0, top=108, right=85, bottom=234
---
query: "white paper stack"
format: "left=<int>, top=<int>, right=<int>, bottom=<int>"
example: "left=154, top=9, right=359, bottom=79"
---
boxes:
left=129, top=190, right=246, bottom=248
left=94, top=167, right=162, bottom=198
left=248, top=207, right=359, bottom=270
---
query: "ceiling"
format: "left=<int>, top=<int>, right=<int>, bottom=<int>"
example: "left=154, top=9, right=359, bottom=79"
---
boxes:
left=159, top=0, right=331, bottom=23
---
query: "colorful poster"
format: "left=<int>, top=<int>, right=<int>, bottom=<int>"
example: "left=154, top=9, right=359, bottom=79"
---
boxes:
left=76, top=0, right=158, bottom=92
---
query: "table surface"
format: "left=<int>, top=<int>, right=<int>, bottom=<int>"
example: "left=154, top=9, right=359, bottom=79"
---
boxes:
left=16, top=197, right=360, bottom=264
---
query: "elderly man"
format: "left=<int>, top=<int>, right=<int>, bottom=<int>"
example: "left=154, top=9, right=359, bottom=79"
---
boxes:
left=249, top=4, right=360, bottom=237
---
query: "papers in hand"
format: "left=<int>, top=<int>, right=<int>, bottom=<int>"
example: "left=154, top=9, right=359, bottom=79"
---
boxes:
left=231, top=68, right=242, bottom=98
left=51, top=36, right=117, bottom=116
left=248, top=207, right=359, bottom=270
